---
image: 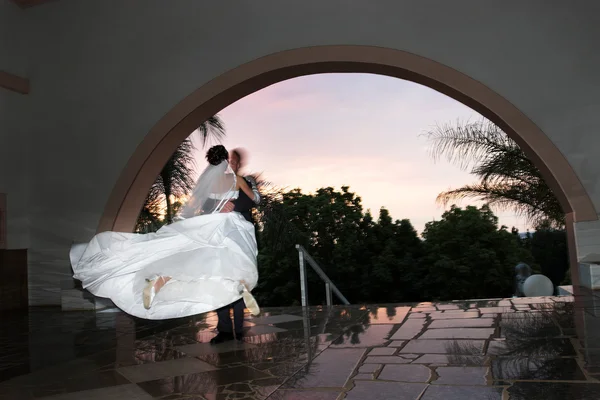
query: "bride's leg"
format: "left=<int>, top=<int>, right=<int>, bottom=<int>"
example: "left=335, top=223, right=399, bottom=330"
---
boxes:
left=154, top=276, right=171, bottom=292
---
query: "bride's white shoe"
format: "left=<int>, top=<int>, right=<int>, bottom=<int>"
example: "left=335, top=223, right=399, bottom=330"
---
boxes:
left=240, top=282, right=260, bottom=316
left=143, top=276, right=173, bottom=309
left=143, top=277, right=158, bottom=309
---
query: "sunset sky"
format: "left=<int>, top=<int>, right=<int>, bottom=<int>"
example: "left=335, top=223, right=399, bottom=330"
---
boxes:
left=191, top=73, right=532, bottom=234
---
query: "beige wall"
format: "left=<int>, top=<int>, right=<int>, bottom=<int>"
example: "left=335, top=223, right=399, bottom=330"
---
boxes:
left=2, top=0, right=600, bottom=305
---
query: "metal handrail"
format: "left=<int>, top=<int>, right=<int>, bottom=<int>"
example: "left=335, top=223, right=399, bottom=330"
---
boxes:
left=295, top=244, right=350, bottom=307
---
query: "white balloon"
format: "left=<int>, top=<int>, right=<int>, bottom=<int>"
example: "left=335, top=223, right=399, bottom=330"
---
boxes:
left=523, top=274, right=554, bottom=297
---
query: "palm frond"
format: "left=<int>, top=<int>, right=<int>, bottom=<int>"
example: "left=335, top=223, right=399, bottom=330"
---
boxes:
left=437, top=183, right=564, bottom=228
left=472, top=148, right=540, bottom=187
left=135, top=206, right=164, bottom=233
left=424, top=119, right=517, bottom=170
left=135, top=181, right=165, bottom=232
left=160, top=140, right=196, bottom=197
left=425, top=119, right=565, bottom=228
left=193, top=115, right=226, bottom=146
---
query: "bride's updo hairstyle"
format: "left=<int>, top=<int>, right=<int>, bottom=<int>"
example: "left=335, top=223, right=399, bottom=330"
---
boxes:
left=206, top=145, right=229, bottom=166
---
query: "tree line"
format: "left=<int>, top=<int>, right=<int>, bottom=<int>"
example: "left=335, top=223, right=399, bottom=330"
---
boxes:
left=254, top=186, right=568, bottom=306
left=136, top=117, right=570, bottom=306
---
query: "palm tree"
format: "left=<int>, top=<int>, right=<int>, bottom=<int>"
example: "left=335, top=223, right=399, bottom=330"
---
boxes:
left=135, top=180, right=164, bottom=233
left=135, top=115, right=226, bottom=232
left=424, top=119, right=564, bottom=228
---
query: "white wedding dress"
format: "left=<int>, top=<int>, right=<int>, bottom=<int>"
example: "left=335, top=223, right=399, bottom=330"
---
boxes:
left=70, top=187, right=259, bottom=320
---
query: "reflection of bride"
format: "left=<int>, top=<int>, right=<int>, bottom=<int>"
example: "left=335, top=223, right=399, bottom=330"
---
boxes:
left=70, top=145, right=260, bottom=320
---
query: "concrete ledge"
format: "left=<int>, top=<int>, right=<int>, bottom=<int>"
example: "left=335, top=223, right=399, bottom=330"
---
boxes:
left=558, top=285, right=574, bottom=296
left=574, top=285, right=600, bottom=317
left=579, top=263, right=600, bottom=290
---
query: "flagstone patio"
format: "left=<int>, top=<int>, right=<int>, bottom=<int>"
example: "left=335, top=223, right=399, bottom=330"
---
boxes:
left=1, top=293, right=600, bottom=399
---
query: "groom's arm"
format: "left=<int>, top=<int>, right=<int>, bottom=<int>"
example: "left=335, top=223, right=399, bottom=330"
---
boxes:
left=231, top=177, right=261, bottom=213
left=245, top=176, right=261, bottom=205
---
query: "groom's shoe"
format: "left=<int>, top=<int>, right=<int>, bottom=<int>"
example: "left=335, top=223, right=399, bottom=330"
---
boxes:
left=210, top=332, right=234, bottom=345
left=234, top=331, right=245, bottom=342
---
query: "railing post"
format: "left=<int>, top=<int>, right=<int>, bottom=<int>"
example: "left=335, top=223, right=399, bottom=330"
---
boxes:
left=297, top=245, right=308, bottom=308
left=296, top=244, right=349, bottom=306
left=302, top=303, right=312, bottom=367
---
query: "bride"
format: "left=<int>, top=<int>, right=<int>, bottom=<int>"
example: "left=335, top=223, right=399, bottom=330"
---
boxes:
left=70, top=145, right=260, bottom=320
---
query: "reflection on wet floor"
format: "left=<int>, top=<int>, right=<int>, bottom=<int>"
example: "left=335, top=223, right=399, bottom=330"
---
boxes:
left=1, top=294, right=600, bottom=399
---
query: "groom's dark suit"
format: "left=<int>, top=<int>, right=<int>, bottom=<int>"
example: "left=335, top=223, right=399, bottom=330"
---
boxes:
left=214, top=177, right=260, bottom=340
left=233, top=177, right=258, bottom=224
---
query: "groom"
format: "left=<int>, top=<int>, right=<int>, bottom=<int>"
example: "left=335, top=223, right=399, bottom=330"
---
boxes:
left=211, top=148, right=261, bottom=344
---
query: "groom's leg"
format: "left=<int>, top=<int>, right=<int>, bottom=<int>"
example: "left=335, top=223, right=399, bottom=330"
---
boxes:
left=216, top=305, right=233, bottom=333
left=211, top=305, right=235, bottom=344
left=232, top=298, right=245, bottom=337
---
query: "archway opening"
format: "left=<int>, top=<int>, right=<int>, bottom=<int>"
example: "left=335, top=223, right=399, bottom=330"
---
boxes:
left=98, top=46, right=597, bottom=295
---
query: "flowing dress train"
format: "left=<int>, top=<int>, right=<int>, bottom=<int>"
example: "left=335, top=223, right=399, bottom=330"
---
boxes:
left=70, top=212, right=258, bottom=320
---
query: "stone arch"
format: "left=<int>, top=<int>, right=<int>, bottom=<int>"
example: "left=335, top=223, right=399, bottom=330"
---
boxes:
left=98, top=45, right=597, bottom=234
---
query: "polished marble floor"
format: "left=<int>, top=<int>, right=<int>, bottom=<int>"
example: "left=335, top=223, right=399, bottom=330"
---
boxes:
left=2, top=293, right=600, bottom=399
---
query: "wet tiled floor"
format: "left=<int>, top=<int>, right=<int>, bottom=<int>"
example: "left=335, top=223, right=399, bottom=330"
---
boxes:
left=2, top=294, right=600, bottom=399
